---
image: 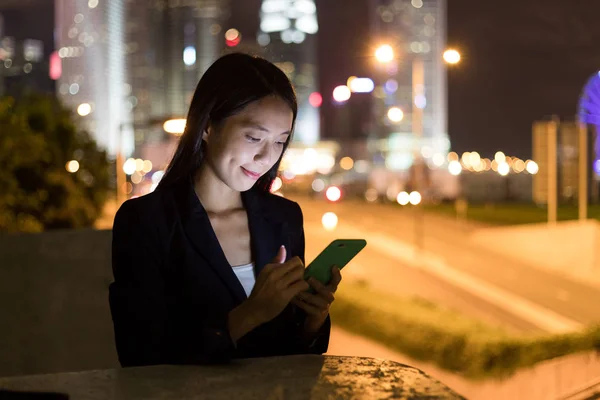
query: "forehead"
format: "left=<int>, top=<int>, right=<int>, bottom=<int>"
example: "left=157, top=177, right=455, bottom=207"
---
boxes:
left=230, top=96, right=293, bottom=130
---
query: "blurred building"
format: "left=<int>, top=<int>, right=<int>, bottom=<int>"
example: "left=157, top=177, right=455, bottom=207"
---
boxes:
left=0, top=0, right=55, bottom=97
left=55, top=0, right=229, bottom=158
left=257, top=0, right=320, bottom=145
left=532, top=119, right=598, bottom=205
left=126, top=0, right=228, bottom=151
left=368, top=0, right=449, bottom=171
left=55, top=0, right=130, bottom=156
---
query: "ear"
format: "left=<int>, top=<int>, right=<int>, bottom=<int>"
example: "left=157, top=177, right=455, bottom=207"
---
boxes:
left=202, top=126, right=210, bottom=142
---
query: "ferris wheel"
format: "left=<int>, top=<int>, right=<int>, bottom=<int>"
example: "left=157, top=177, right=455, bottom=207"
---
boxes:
left=578, top=71, right=600, bottom=127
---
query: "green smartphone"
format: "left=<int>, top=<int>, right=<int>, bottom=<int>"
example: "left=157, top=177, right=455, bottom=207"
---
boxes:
left=304, top=239, right=367, bottom=286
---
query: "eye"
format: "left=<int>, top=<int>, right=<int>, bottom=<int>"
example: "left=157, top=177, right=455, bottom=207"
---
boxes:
left=275, top=141, right=286, bottom=146
left=245, top=135, right=260, bottom=143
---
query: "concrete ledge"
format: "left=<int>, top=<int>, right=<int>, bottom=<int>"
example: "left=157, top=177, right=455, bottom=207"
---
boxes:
left=0, top=355, right=465, bottom=399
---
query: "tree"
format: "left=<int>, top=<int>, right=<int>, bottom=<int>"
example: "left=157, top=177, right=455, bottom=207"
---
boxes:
left=0, top=94, right=111, bottom=232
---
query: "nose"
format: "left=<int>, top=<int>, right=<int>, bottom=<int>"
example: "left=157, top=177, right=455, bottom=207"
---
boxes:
left=253, top=142, right=272, bottom=166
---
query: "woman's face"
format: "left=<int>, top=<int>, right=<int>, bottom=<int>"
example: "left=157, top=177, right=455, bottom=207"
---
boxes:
left=203, top=96, right=293, bottom=192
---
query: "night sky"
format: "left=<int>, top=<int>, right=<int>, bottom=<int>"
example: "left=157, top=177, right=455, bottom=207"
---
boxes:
left=230, top=0, right=600, bottom=159
left=3, top=0, right=600, bottom=160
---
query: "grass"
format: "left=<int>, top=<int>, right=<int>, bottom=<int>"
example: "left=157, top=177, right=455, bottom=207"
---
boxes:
left=331, top=281, right=600, bottom=379
left=422, top=202, right=600, bottom=226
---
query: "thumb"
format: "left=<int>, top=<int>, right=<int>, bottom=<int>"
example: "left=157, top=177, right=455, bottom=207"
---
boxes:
left=273, top=245, right=286, bottom=264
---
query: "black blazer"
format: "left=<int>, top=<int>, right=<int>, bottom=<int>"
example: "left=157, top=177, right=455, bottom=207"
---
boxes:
left=109, top=177, right=330, bottom=367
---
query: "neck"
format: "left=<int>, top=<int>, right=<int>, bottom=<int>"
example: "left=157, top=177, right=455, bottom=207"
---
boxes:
left=193, top=163, right=242, bottom=213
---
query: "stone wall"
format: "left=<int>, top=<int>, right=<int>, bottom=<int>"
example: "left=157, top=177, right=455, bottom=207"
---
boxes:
left=0, top=229, right=118, bottom=377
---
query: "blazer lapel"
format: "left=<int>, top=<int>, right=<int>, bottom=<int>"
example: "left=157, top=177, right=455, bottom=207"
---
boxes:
left=242, top=189, right=286, bottom=278
left=176, top=179, right=248, bottom=304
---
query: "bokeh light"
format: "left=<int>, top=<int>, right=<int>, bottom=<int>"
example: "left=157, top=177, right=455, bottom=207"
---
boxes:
left=333, top=85, right=351, bottom=103
left=387, top=107, right=404, bottom=123
left=409, top=191, right=422, bottom=205
left=397, top=191, right=410, bottom=205
left=375, top=44, right=394, bottom=63
left=340, top=156, right=354, bottom=170
left=526, top=160, right=539, bottom=174
left=66, top=160, right=79, bottom=173
left=443, top=49, right=461, bottom=64
left=326, top=186, right=342, bottom=202
left=321, top=212, right=338, bottom=231
left=77, top=103, right=91, bottom=116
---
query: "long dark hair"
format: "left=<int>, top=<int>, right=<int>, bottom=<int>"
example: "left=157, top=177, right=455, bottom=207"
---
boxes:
left=158, top=53, right=298, bottom=193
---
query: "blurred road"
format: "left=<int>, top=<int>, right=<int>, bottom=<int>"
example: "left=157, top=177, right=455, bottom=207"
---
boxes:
left=294, top=195, right=600, bottom=334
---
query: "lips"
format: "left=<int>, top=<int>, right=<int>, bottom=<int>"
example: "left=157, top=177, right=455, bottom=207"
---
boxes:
left=241, top=167, right=261, bottom=180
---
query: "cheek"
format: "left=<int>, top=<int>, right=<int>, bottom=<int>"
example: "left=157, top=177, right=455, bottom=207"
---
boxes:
left=224, top=141, right=255, bottom=165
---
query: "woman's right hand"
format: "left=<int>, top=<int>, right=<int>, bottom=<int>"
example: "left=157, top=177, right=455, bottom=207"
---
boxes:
left=247, top=246, right=309, bottom=324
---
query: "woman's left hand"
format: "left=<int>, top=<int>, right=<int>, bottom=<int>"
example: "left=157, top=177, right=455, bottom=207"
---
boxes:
left=292, top=266, right=342, bottom=333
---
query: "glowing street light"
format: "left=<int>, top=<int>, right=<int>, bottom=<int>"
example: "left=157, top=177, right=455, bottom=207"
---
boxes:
left=409, top=191, right=422, bottom=205
left=123, top=158, right=137, bottom=175
left=448, top=160, right=462, bottom=176
left=494, top=151, right=506, bottom=163
left=163, top=119, right=186, bottom=136
left=325, top=186, right=342, bottom=202
left=397, top=191, right=410, bottom=205
left=443, top=49, right=461, bottom=64
left=387, top=107, right=404, bottom=123
left=340, top=156, right=354, bottom=170
left=375, top=44, right=394, bottom=63
left=348, top=77, right=375, bottom=93
left=332, top=85, right=351, bottom=103
left=65, top=160, right=79, bottom=173
left=321, top=212, right=338, bottom=231
left=526, top=160, right=539, bottom=175
left=498, top=162, right=510, bottom=176
left=77, top=103, right=92, bottom=116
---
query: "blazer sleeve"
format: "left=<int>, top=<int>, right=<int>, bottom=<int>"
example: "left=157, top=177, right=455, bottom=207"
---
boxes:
left=109, top=199, right=236, bottom=367
left=290, top=202, right=331, bottom=354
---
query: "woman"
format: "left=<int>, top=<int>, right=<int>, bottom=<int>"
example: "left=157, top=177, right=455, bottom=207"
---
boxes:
left=109, top=53, right=341, bottom=367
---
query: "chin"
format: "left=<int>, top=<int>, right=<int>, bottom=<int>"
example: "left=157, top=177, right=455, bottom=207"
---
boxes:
left=227, top=177, right=257, bottom=192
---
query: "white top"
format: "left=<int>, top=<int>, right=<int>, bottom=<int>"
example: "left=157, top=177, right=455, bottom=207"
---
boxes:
left=231, top=262, right=256, bottom=297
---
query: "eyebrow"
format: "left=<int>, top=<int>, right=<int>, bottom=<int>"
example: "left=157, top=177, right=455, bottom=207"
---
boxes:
left=240, top=120, right=291, bottom=136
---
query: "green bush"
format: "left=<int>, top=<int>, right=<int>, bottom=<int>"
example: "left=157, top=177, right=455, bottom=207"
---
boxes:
left=0, top=94, right=110, bottom=232
left=331, top=282, right=600, bottom=379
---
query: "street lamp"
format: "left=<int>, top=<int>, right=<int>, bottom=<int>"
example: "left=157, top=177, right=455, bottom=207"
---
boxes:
left=443, top=49, right=461, bottom=65
left=387, top=107, right=404, bottom=123
left=375, top=44, right=394, bottom=63
left=77, top=103, right=92, bottom=116
left=332, top=85, right=351, bottom=103
left=163, top=118, right=187, bottom=136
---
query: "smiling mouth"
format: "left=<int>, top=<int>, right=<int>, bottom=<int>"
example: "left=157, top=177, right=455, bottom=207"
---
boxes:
left=241, top=167, right=261, bottom=180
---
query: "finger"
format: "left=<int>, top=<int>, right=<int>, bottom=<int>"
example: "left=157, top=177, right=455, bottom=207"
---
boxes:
left=297, top=291, right=330, bottom=310
left=309, top=279, right=335, bottom=304
left=274, top=256, right=305, bottom=283
left=272, top=245, right=286, bottom=264
left=291, top=298, right=323, bottom=316
left=307, top=278, right=335, bottom=303
left=284, top=279, right=310, bottom=299
left=259, top=250, right=287, bottom=277
left=327, top=266, right=342, bottom=292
